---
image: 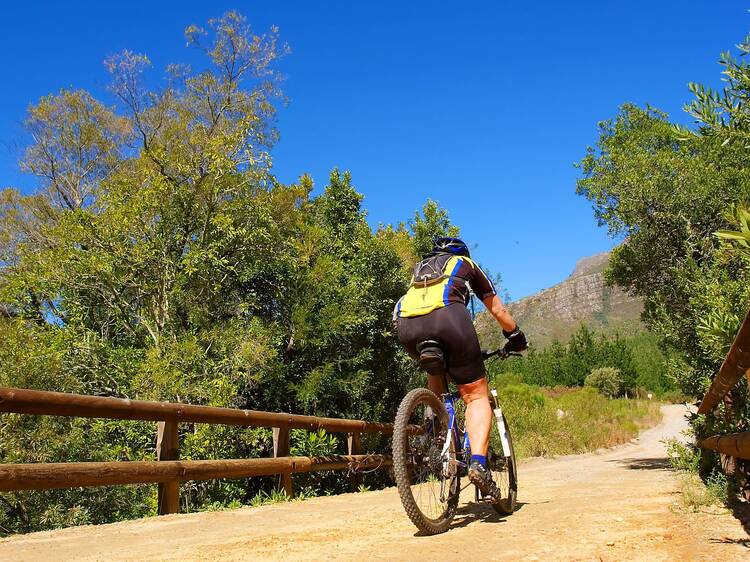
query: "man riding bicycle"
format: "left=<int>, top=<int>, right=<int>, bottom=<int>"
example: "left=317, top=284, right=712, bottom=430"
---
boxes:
left=394, top=237, right=527, bottom=499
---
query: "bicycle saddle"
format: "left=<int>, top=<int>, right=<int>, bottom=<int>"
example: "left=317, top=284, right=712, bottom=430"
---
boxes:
left=416, top=340, right=447, bottom=376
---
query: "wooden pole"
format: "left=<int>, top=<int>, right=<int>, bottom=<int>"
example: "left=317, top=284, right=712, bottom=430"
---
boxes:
left=0, top=387, right=406, bottom=435
left=0, top=455, right=392, bottom=492
left=347, top=433, right=362, bottom=491
left=156, top=421, right=180, bottom=515
left=273, top=427, right=294, bottom=497
left=699, top=432, right=750, bottom=460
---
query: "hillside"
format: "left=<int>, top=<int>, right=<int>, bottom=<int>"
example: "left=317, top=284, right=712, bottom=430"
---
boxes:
left=477, top=252, right=643, bottom=349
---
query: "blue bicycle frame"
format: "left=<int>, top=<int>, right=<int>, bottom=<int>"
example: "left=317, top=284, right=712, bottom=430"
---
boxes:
left=441, top=391, right=471, bottom=471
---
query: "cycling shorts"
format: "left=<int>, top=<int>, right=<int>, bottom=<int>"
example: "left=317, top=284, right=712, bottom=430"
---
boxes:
left=396, top=303, right=486, bottom=385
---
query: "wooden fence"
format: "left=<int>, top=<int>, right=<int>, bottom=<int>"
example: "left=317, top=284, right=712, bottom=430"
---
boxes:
left=0, top=387, right=406, bottom=514
left=697, top=308, right=750, bottom=461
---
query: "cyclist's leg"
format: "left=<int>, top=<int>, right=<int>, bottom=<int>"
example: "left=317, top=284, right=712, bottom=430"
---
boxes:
left=457, top=376, right=492, bottom=455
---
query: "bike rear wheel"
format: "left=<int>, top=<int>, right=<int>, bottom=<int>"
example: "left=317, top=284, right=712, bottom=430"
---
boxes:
left=487, top=403, right=517, bottom=515
left=392, top=388, right=460, bottom=535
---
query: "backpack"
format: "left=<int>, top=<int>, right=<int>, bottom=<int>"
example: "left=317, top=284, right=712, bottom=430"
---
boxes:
left=411, top=253, right=455, bottom=288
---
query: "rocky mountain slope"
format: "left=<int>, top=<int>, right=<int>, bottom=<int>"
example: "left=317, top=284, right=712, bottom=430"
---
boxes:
left=477, top=252, right=643, bottom=348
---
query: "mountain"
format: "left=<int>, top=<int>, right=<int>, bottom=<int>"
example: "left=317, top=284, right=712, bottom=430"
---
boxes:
left=476, top=252, right=643, bottom=349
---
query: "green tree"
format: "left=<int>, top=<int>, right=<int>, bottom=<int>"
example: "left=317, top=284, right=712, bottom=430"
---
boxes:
left=575, top=28, right=750, bottom=464
left=0, top=11, right=464, bottom=534
left=408, top=199, right=460, bottom=257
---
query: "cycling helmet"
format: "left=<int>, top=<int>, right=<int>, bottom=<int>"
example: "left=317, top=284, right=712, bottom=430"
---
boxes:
left=432, top=236, right=470, bottom=257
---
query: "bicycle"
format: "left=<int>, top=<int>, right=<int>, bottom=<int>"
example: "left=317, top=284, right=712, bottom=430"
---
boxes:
left=392, top=341, right=520, bottom=535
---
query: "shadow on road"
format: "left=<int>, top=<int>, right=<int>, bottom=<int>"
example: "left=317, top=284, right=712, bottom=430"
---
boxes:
left=611, top=457, right=671, bottom=470
left=727, top=495, right=750, bottom=537
left=709, top=536, right=750, bottom=548
left=412, top=502, right=527, bottom=536
left=450, top=502, right=525, bottom=531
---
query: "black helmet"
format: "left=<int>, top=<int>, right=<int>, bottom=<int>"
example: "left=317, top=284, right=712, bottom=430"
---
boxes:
left=432, top=236, right=470, bottom=257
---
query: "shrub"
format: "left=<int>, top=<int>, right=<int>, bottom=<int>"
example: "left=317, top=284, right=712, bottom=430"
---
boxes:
left=585, top=367, right=623, bottom=398
left=499, top=386, right=660, bottom=458
left=665, top=437, right=701, bottom=473
left=499, top=383, right=546, bottom=409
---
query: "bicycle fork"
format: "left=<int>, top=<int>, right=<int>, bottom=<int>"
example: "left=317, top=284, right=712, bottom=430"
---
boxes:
left=490, top=388, right=512, bottom=458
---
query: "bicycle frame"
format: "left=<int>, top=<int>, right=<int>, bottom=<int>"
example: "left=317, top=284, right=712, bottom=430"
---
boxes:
left=440, top=390, right=470, bottom=473
left=431, top=346, right=521, bottom=490
left=439, top=382, right=513, bottom=472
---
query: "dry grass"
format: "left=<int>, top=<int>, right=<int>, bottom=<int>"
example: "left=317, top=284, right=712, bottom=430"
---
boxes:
left=495, top=385, right=662, bottom=459
left=675, top=472, right=729, bottom=512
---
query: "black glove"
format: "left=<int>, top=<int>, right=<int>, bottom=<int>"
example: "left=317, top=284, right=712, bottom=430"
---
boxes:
left=503, top=326, right=528, bottom=352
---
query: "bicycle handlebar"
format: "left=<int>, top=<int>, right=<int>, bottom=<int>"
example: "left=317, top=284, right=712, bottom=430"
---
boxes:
left=481, top=347, right=525, bottom=360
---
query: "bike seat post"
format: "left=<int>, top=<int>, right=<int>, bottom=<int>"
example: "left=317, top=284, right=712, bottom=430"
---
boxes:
left=416, top=340, right=449, bottom=395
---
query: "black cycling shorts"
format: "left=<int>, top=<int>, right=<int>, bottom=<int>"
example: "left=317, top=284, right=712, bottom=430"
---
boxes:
left=397, top=303, right=486, bottom=385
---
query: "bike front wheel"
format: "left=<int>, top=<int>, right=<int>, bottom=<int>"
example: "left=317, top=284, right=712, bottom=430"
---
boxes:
left=392, top=387, right=460, bottom=535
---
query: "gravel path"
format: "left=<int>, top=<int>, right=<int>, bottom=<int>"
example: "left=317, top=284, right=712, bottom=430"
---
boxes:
left=1, top=404, right=748, bottom=561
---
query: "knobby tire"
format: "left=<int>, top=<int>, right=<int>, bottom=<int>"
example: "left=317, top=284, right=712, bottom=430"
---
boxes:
left=392, top=388, right=459, bottom=535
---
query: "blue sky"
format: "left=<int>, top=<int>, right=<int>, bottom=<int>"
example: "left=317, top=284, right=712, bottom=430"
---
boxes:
left=2, top=1, right=749, bottom=299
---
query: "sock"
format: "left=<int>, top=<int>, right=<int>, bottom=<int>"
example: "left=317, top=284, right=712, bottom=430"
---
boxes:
left=471, top=454, right=487, bottom=468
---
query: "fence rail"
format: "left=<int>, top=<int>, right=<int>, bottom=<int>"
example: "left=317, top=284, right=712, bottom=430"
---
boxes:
left=0, top=386, right=406, bottom=514
left=697, top=308, right=750, bottom=461
left=0, top=455, right=392, bottom=492
left=0, top=387, right=395, bottom=434
left=697, top=309, right=750, bottom=415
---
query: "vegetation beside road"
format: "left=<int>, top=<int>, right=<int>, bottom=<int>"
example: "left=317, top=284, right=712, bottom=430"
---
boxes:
left=576, top=23, right=750, bottom=500
left=488, top=324, right=677, bottom=397
left=494, top=382, right=662, bottom=459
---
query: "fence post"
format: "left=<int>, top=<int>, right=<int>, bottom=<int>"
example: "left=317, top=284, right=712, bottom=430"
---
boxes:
left=348, top=432, right=362, bottom=491
left=156, top=421, right=180, bottom=515
left=273, top=426, right=294, bottom=497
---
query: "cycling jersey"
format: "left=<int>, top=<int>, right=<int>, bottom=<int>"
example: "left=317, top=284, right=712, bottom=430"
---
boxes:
left=396, top=254, right=496, bottom=318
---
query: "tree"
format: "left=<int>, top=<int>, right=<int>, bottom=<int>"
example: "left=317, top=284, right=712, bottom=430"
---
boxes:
left=408, top=199, right=460, bottom=258
left=0, top=11, right=465, bottom=533
left=576, top=29, right=750, bottom=464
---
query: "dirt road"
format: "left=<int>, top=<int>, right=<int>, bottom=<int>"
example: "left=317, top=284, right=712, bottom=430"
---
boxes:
left=1, top=404, right=748, bottom=561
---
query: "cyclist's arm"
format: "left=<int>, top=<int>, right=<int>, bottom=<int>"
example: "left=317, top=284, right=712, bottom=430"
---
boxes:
left=482, top=294, right=517, bottom=333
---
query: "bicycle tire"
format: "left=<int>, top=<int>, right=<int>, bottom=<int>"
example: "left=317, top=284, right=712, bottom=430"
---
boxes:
left=488, top=408, right=517, bottom=515
left=392, top=387, right=460, bottom=535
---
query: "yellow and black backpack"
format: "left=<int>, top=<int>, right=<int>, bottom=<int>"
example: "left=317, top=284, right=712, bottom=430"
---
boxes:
left=396, top=253, right=469, bottom=318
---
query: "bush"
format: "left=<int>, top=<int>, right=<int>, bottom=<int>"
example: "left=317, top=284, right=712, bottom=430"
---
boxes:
left=665, top=437, right=701, bottom=473
left=498, top=386, right=660, bottom=458
left=585, top=367, right=623, bottom=398
left=499, top=383, right=546, bottom=409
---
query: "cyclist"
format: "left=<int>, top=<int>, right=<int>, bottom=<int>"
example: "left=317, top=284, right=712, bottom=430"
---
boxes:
left=394, top=237, right=527, bottom=499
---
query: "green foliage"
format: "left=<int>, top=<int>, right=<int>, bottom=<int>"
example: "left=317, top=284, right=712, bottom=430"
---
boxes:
left=627, top=330, right=675, bottom=393
left=495, top=385, right=660, bottom=458
left=576, top=27, right=750, bottom=489
left=499, top=384, right=546, bottom=409
left=408, top=199, right=460, bottom=258
left=0, top=10, right=462, bottom=535
left=585, top=367, right=623, bottom=398
left=666, top=431, right=731, bottom=511
left=289, top=430, right=338, bottom=457
left=489, top=324, right=671, bottom=392
left=247, top=488, right=316, bottom=508
left=665, top=437, right=701, bottom=473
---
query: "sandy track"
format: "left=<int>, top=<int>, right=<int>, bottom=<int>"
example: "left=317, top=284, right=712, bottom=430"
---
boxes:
left=1, top=404, right=748, bottom=561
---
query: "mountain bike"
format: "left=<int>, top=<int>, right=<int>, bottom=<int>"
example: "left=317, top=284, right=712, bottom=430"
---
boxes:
left=392, top=343, right=519, bottom=535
